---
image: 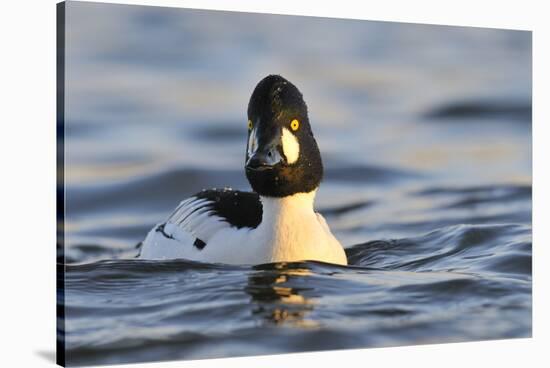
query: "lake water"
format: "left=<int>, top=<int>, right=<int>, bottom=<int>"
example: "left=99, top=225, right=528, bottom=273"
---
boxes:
left=59, top=2, right=532, bottom=366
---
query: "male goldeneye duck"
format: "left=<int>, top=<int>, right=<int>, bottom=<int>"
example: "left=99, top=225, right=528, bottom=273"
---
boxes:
left=138, top=75, right=348, bottom=265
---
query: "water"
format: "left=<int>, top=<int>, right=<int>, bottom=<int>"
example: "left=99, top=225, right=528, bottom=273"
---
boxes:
left=59, top=2, right=532, bottom=366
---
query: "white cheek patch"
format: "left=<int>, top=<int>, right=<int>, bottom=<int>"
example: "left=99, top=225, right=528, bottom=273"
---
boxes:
left=281, top=127, right=300, bottom=164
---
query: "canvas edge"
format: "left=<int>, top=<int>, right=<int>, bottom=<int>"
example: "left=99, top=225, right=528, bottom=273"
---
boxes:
left=56, top=1, right=66, bottom=367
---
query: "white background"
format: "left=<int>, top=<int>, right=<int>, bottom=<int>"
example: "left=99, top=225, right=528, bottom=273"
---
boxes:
left=0, top=0, right=547, bottom=367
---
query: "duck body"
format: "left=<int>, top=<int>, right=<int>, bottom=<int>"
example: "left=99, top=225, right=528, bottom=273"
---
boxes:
left=138, top=74, right=348, bottom=265
left=138, top=189, right=347, bottom=265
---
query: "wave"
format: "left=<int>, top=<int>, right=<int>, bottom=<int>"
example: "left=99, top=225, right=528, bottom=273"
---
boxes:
left=425, top=98, right=531, bottom=122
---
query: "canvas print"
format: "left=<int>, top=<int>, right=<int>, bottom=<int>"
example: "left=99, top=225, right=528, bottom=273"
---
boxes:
left=57, top=1, right=532, bottom=366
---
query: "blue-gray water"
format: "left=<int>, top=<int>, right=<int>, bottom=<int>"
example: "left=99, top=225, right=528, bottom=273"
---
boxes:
left=60, top=2, right=532, bottom=366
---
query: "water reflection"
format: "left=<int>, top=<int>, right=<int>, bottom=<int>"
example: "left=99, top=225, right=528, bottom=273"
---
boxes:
left=245, top=263, right=319, bottom=328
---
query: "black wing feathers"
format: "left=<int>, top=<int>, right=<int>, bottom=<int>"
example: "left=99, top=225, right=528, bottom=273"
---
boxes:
left=195, top=189, right=262, bottom=229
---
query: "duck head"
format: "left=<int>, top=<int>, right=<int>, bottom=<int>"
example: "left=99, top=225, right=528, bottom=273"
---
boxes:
left=245, top=75, right=323, bottom=198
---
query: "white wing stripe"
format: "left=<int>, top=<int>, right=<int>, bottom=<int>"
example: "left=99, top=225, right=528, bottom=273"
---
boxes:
left=165, top=197, right=194, bottom=222
left=181, top=207, right=210, bottom=230
left=193, top=214, right=225, bottom=240
left=172, top=198, right=210, bottom=225
left=161, top=196, right=232, bottom=245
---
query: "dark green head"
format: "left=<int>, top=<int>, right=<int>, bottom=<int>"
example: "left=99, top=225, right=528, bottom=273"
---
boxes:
left=245, top=75, right=323, bottom=197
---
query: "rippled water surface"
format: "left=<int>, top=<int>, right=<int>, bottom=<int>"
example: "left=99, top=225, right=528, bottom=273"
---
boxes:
left=60, top=2, right=532, bottom=366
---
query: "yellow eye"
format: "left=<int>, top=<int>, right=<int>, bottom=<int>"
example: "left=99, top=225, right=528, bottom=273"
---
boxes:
left=290, top=119, right=300, bottom=131
left=248, top=120, right=253, bottom=130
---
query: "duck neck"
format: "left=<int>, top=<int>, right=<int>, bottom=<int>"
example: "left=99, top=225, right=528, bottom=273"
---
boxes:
left=256, top=190, right=320, bottom=261
left=260, top=190, right=317, bottom=225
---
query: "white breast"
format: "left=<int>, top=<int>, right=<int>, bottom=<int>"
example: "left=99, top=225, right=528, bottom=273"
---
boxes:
left=253, top=192, right=347, bottom=265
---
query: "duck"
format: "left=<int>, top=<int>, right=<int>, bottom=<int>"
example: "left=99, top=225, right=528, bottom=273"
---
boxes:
left=138, top=75, right=348, bottom=265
